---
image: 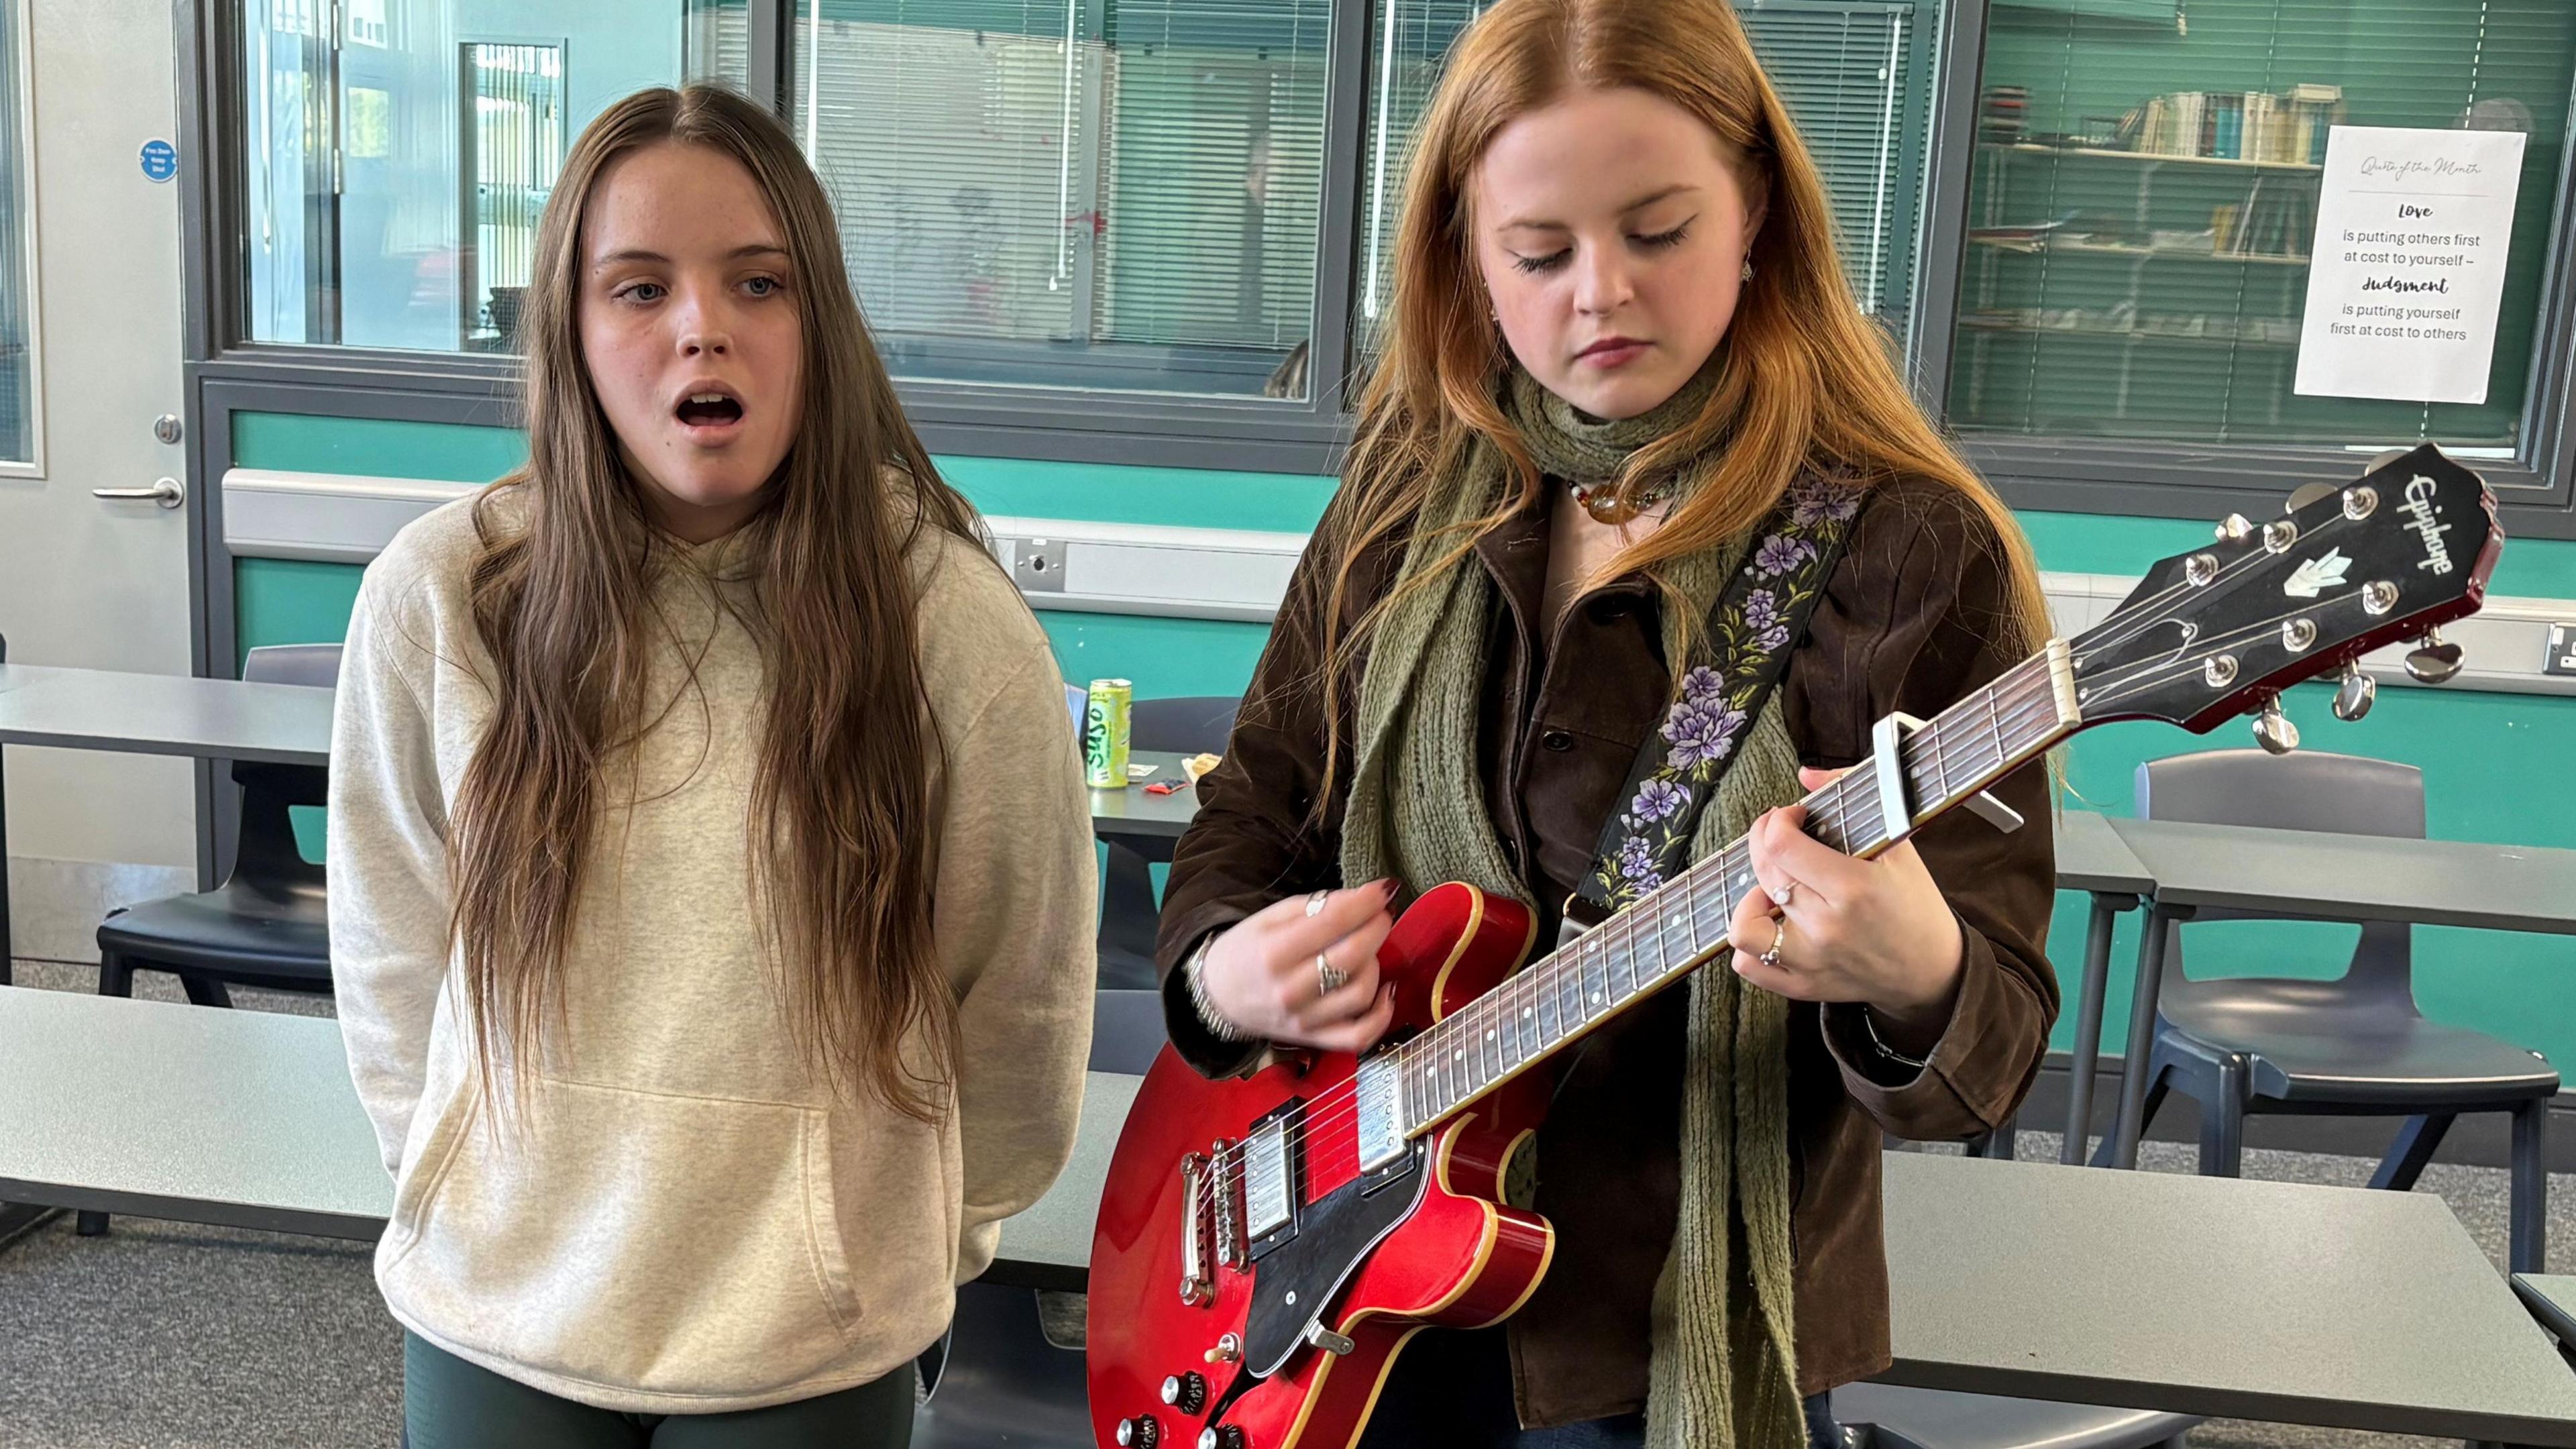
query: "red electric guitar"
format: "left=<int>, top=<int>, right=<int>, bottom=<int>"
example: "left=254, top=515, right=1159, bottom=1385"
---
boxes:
left=1086, top=445, right=2501, bottom=1449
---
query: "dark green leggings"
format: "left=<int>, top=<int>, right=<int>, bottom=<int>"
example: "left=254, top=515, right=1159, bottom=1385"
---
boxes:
left=403, top=1332, right=915, bottom=1448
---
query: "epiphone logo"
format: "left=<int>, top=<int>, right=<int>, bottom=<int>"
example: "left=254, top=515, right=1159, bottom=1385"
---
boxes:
left=2401, top=476, right=2456, bottom=576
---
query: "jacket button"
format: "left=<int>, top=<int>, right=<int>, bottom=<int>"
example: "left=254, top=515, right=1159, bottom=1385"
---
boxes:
left=1540, top=730, right=1574, bottom=752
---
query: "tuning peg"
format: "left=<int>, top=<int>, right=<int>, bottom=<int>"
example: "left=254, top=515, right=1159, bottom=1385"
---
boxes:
left=2214, top=513, right=2253, bottom=543
left=2285, top=482, right=2339, bottom=512
left=2332, top=661, right=2377, bottom=722
left=2252, top=696, right=2301, bottom=755
left=2404, top=629, right=2465, bottom=685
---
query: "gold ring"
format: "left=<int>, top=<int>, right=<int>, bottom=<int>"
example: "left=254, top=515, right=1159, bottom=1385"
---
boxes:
left=1774, top=877, right=1796, bottom=908
left=1760, top=918, right=1787, bottom=969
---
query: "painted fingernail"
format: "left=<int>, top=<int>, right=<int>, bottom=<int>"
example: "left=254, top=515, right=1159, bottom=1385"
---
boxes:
left=1379, top=878, right=1400, bottom=900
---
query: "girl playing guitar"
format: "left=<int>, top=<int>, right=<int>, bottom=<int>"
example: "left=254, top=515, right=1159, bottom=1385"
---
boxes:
left=1155, top=2, right=2059, bottom=1444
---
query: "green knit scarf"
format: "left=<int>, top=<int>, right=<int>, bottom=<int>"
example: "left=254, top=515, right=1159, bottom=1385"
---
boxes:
left=1340, top=368, right=1807, bottom=1448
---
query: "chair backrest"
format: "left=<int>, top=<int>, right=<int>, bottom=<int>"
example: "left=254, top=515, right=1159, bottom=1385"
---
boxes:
left=1090, top=988, right=1168, bottom=1075
left=1130, top=696, right=1240, bottom=756
left=2137, top=748, right=2421, bottom=999
left=227, top=645, right=340, bottom=893
left=243, top=643, right=343, bottom=690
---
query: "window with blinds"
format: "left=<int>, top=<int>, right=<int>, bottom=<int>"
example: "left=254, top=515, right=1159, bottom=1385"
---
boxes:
left=237, top=1, right=743, bottom=353
left=463, top=43, right=565, bottom=350
left=684, top=0, right=750, bottom=85
left=794, top=0, right=1330, bottom=399
left=1353, top=0, right=1935, bottom=370
left=0, top=0, right=32, bottom=467
left=1947, top=0, right=2575, bottom=451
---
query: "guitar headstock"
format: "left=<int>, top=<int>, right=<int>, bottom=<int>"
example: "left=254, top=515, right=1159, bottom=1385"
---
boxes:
left=2068, top=444, right=2500, bottom=746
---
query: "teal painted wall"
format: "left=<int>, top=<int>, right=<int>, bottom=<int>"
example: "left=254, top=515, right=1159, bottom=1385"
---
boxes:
left=231, top=412, right=2576, bottom=1071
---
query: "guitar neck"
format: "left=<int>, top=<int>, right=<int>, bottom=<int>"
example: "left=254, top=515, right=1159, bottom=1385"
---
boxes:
left=1391, top=640, right=2080, bottom=1136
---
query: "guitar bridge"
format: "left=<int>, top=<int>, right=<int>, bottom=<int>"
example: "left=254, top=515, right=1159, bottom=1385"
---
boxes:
left=1177, top=1152, right=1213, bottom=1306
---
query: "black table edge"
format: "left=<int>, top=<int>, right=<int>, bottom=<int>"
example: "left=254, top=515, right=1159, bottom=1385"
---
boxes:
left=0, top=1179, right=385, bottom=1244
left=2518, top=1275, right=2576, bottom=1353
left=1870, top=1359, right=2576, bottom=1446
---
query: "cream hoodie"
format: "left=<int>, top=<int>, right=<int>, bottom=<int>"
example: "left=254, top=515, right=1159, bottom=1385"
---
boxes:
left=327, top=488, right=1097, bottom=1413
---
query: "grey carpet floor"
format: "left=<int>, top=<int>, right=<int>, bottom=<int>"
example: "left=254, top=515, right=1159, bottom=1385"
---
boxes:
left=0, top=955, right=2560, bottom=1448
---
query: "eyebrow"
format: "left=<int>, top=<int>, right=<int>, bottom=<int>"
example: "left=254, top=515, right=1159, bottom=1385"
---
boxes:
left=591, top=242, right=791, bottom=270
left=1498, top=184, right=1703, bottom=233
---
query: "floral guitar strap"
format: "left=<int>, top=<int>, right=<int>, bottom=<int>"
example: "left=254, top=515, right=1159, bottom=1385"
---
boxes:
left=1576, top=476, right=1862, bottom=918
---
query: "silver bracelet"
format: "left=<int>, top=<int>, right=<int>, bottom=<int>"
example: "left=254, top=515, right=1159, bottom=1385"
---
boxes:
left=1185, top=934, right=1248, bottom=1042
left=1863, top=1007, right=1930, bottom=1071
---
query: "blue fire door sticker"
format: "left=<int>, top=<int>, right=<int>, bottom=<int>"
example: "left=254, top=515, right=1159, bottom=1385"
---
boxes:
left=140, top=139, right=176, bottom=183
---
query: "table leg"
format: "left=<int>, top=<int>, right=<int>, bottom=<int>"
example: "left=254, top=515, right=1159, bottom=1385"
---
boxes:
left=2110, top=908, right=2174, bottom=1170
left=1, top=741, right=11, bottom=986
left=2059, top=894, right=2124, bottom=1165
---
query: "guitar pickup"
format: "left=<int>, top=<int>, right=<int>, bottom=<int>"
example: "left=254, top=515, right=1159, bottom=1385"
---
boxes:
left=1241, top=1107, right=1299, bottom=1260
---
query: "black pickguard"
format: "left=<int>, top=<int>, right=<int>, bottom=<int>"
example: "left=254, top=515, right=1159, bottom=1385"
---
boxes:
left=1239, top=1143, right=1427, bottom=1379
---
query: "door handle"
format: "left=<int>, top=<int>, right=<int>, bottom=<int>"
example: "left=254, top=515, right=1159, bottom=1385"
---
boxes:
left=92, top=478, right=185, bottom=510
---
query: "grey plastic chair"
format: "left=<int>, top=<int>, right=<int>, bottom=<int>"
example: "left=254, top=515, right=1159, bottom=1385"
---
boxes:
left=1097, top=695, right=1239, bottom=989
left=2094, top=749, right=2554, bottom=1273
left=1832, top=1384, right=2192, bottom=1449
left=1091, top=987, right=1169, bottom=1075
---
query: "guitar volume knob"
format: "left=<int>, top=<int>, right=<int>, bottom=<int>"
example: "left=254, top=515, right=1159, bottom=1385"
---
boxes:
left=1198, top=1428, right=1247, bottom=1449
left=1117, top=1415, right=1161, bottom=1448
left=1162, top=1372, right=1209, bottom=1413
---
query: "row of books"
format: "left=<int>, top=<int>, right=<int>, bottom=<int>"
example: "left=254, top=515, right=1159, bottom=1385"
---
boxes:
left=2125, top=85, right=2343, bottom=164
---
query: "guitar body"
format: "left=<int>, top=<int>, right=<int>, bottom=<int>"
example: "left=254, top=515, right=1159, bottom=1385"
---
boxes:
left=1087, top=883, right=1555, bottom=1449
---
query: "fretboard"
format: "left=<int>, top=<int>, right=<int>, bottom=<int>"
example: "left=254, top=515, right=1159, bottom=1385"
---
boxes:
left=1390, top=642, right=2076, bottom=1135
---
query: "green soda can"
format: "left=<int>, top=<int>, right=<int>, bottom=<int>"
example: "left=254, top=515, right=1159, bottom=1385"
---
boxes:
left=1084, top=678, right=1134, bottom=788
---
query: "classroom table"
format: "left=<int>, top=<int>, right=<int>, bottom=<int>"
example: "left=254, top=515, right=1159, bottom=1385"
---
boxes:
left=1086, top=749, right=1203, bottom=845
left=0, top=981, right=1132, bottom=1291
left=2100, top=816, right=2576, bottom=1172
left=1880, top=1151, right=2576, bottom=1442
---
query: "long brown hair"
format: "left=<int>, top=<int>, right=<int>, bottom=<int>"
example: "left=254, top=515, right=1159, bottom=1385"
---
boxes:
left=1312, top=0, right=2049, bottom=792
left=449, top=85, right=980, bottom=1122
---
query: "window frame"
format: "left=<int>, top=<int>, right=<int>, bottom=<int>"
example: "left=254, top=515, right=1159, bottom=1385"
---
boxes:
left=178, top=0, right=2576, bottom=535
left=1909, top=0, right=2576, bottom=540
left=0, top=0, right=44, bottom=478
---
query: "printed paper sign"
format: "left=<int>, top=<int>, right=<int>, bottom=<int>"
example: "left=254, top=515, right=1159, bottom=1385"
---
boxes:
left=2294, top=125, right=2526, bottom=405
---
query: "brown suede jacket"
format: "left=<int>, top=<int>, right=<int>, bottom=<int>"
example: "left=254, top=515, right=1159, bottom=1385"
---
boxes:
left=1155, top=474, right=2059, bottom=1423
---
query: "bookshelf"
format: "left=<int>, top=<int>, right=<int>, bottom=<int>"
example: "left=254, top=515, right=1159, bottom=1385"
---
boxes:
left=1977, top=141, right=2319, bottom=175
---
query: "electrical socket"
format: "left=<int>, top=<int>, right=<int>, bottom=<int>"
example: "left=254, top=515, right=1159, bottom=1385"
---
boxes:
left=1010, top=537, right=1067, bottom=594
left=2546, top=623, right=2576, bottom=677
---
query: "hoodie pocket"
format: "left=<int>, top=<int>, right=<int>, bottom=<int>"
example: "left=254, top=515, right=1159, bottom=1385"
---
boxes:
left=378, top=1073, right=867, bottom=1397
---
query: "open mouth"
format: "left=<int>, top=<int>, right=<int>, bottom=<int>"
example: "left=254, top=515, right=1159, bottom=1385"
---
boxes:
left=674, top=390, right=745, bottom=431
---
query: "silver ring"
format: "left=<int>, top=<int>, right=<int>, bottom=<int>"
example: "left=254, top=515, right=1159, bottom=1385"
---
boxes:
left=1759, top=918, right=1787, bottom=969
left=1316, top=952, right=1348, bottom=996
left=1304, top=889, right=1331, bottom=918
